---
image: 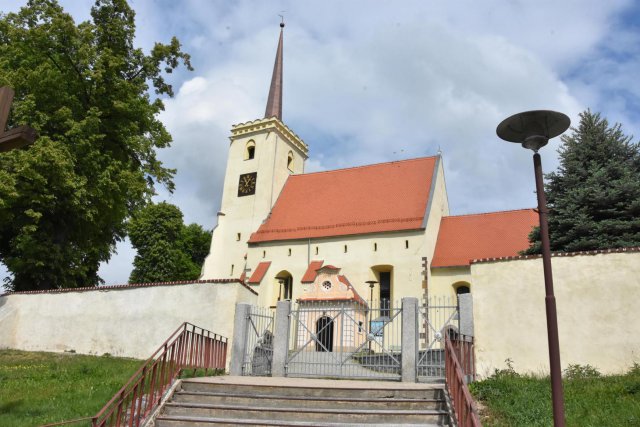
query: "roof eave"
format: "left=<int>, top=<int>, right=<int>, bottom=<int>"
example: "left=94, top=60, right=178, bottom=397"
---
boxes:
left=248, top=227, right=426, bottom=245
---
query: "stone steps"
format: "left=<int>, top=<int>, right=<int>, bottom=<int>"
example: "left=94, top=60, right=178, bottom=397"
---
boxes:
left=153, top=376, right=451, bottom=426
left=172, top=391, right=445, bottom=410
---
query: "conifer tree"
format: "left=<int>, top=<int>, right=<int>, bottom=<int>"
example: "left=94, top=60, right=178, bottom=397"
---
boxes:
left=523, top=110, right=640, bottom=254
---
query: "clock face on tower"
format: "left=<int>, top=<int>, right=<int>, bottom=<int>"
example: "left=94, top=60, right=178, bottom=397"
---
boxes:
left=237, top=172, right=257, bottom=197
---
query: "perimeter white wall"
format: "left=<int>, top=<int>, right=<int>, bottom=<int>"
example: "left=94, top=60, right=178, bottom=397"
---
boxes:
left=471, top=251, right=640, bottom=376
left=0, top=281, right=257, bottom=360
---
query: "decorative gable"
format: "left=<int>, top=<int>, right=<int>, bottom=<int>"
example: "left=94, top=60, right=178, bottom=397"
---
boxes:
left=299, top=265, right=367, bottom=306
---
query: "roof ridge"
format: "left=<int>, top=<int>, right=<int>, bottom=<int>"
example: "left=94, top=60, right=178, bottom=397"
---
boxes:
left=445, top=207, right=536, bottom=219
left=292, top=155, right=438, bottom=178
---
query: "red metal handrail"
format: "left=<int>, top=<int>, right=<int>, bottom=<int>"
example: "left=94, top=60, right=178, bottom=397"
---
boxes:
left=445, top=335, right=481, bottom=427
left=90, top=322, right=227, bottom=427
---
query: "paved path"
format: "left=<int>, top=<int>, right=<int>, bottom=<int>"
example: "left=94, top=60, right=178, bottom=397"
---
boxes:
left=285, top=351, right=399, bottom=379
left=188, top=375, right=443, bottom=390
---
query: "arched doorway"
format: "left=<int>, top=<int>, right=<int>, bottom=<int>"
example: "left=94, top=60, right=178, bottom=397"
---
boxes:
left=316, top=316, right=334, bottom=352
left=453, top=281, right=470, bottom=298
left=456, top=285, right=470, bottom=295
left=275, top=270, right=293, bottom=302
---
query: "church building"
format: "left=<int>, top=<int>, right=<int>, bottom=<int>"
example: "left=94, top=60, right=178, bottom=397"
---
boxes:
left=200, top=23, right=538, bottom=311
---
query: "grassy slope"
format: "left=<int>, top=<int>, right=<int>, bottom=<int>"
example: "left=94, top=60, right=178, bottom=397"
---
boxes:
left=0, top=350, right=141, bottom=427
left=470, top=364, right=640, bottom=427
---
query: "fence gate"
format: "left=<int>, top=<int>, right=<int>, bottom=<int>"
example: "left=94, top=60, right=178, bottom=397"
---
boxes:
left=285, top=300, right=401, bottom=380
left=418, top=296, right=459, bottom=381
left=241, top=305, right=274, bottom=376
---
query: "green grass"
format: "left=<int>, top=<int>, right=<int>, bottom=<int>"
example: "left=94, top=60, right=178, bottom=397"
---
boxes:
left=0, top=349, right=142, bottom=427
left=470, top=362, right=640, bottom=427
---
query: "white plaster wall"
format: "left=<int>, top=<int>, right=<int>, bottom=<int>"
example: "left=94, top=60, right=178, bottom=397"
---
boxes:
left=471, top=251, right=640, bottom=375
left=201, top=119, right=308, bottom=280
left=430, top=267, right=472, bottom=299
left=249, top=230, right=430, bottom=309
left=0, top=282, right=257, bottom=360
left=422, top=157, right=450, bottom=280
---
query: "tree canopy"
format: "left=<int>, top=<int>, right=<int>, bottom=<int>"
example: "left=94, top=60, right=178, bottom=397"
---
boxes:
left=0, top=0, right=192, bottom=291
left=128, top=202, right=211, bottom=283
left=523, top=110, right=640, bottom=254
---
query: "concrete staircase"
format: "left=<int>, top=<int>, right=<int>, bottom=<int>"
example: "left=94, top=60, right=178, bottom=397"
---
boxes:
left=153, top=376, right=451, bottom=426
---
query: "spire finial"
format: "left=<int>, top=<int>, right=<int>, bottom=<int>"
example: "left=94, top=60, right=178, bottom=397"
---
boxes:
left=264, top=20, right=284, bottom=120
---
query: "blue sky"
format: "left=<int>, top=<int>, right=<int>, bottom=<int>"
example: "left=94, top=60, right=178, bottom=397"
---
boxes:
left=2, top=0, right=640, bottom=286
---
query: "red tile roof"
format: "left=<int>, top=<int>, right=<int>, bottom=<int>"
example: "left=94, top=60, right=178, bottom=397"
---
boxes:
left=248, top=157, right=438, bottom=243
left=431, top=209, right=538, bottom=268
left=301, top=260, right=324, bottom=283
left=248, top=261, right=271, bottom=284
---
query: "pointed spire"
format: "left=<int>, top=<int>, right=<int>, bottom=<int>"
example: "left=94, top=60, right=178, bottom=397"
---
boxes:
left=264, top=21, right=284, bottom=120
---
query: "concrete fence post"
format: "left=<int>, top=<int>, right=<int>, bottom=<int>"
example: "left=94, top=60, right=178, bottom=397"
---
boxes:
left=401, top=297, right=419, bottom=382
left=271, top=300, right=291, bottom=377
left=458, top=293, right=474, bottom=337
left=229, top=303, right=251, bottom=376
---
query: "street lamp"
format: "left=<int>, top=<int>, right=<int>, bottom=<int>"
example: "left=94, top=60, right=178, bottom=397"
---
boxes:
left=497, top=110, right=570, bottom=427
left=365, top=280, right=378, bottom=352
left=275, top=275, right=286, bottom=301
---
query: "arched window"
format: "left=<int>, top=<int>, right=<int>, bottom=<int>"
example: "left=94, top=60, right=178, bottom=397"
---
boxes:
left=245, top=140, right=256, bottom=160
left=275, top=271, right=294, bottom=303
left=287, top=151, right=294, bottom=171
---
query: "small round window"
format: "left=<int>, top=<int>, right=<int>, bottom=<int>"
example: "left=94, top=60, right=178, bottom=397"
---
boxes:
left=322, top=281, right=332, bottom=291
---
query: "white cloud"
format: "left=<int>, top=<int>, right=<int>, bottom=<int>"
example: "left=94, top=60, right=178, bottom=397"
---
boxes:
left=3, top=0, right=638, bottom=284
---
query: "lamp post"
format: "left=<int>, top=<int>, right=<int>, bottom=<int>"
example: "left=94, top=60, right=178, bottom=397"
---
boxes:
left=497, top=110, right=570, bottom=427
left=366, top=280, right=378, bottom=352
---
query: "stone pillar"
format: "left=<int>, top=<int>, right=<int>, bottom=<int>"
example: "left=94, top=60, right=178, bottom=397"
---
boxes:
left=401, top=297, right=419, bottom=382
left=229, top=303, right=251, bottom=376
left=458, top=293, right=474, bottom=337
left=271, top=300, right=291, bottom=377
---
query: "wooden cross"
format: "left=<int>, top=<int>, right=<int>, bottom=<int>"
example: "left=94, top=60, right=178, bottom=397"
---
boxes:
left=0, top=86, right=37, bottom=153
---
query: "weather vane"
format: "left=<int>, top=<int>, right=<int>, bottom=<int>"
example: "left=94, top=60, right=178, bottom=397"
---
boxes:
left=279, top=12, right=285, bottom=27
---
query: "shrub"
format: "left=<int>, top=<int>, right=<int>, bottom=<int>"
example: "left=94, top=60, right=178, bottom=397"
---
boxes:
left=563, top=364, right=601, bottom=380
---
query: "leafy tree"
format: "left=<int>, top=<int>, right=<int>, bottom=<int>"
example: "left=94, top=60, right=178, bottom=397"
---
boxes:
left=0, top=0, right=192, bottom=290
left=523, top=111, right=640, bottom=254
left=127, top=202, right=211, bottom=283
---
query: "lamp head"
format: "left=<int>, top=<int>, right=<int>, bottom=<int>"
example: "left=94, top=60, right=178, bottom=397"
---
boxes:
left=497, top=110, right=570, bottom=152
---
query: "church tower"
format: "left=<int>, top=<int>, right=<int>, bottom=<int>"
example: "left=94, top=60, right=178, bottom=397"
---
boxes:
left=201, top=22, right=308, bottom=280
